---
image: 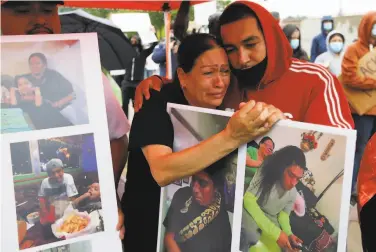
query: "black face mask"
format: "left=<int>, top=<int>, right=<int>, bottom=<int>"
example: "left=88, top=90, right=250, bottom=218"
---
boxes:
left=231, top=57, right=268, bottom=90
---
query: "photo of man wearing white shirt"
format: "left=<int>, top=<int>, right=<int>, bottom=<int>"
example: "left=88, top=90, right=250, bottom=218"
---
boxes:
left=38, top=158, right=78, bottom=200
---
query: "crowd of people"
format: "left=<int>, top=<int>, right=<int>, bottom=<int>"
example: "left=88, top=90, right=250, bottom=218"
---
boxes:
left=1, top=0, right=376, bottom=252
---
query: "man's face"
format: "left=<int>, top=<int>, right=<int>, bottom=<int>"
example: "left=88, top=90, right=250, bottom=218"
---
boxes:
left=49, top=167, right=64, bottom=183
left=282, top=165, right=304, bottom=191
left=1, top=2, right=61, bottom=35
left=29, top=56, right=46, bottom=76
left=192, top=172, right=215, bottom=206
left=220, top=17, right=267, bottom=70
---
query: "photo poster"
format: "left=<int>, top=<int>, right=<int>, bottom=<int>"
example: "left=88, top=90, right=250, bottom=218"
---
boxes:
left=1, top=34, right=122, bottom=252
left=157, top=103, right=356, bottom=252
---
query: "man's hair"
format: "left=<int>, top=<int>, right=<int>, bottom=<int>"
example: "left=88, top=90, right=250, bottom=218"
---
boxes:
left=1, top=1, right=63, bottom=8
left=259, top=136, right=275, bottom=149
left=219, top=3, right=262, bottom=31
left=208, top=12, right=222, bottom=37
left=29, top=52, right=48, bottom=65
left=270, top=11, right=280, bottom=21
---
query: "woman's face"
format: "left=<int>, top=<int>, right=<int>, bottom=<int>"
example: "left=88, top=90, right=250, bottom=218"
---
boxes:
left=282, top=165, right=304, bottom=191
left=330, top=34, right=343, bottom=43
left=179, top=47, right=230, bottom=109
left=17, top=77, right=33, bottom=94
left=192, top=172, right=215, bottom=206
left=291, top=29, right=300, bottom=40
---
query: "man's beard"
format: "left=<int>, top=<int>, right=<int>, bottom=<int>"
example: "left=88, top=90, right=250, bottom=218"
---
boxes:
left=231, top=57, right=268, bottom=90
left=26, top=25, right=54, bottom=35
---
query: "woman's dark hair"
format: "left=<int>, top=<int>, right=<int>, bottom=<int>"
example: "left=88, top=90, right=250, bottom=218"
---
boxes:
left=29, top=52, right=48, bottom=65
left=329, top=32, right=345, bottom=43
left=202, top=155, right=229, bottom=189
left=256, top=145, right=307, bottom=205
left=259, top=136, right=275, bottom=149
left=14, top=75, right=30, bottom=87
left=176, top=33, right=219, bottom=73
left=282, top=24, right=300, bottom=41
left=131, top=34, right=143, bottom=52
left=219, top=3, right=262, bottom=35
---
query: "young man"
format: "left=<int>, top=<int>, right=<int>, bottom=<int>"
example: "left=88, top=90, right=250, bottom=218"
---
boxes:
left=39, top=158, right=78, bottom=199
left=134, top=1, right=354, bottom=130
left=1, top=1, right=129, bottom=238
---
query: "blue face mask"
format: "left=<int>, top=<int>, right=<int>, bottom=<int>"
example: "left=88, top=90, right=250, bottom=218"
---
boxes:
left=323, top=22, right=333, bottom=31
left=372, top=24, right=376, bottom=37
left=290, top=39, right=300, bottom=50
left=329, top=41, right=343, bottom=53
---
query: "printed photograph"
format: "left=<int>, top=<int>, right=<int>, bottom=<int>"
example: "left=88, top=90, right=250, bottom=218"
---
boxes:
left=1, top=40, right=89, bottom=134
left=158, top=106, right=243, bottom=252
left=240, top=127, right=352, bottom=252
left=37, top=240, right=92, bottom=252
left=12, top=134, right=104, bottom=250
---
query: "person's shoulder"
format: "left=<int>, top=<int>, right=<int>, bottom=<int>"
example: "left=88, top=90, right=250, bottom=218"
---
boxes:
left=343, top=42, right=359, bottom=57
left=64, top=173, right=74, bottom=181
left=40, top=177, right=49, bottom=186
left=290, top=187, right=298, bottom=198
left=288, top=59, right=334, bottom=83
left=174, top=186, right=191, bottom=198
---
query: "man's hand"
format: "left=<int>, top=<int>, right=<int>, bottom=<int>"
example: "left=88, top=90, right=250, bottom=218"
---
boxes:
left=277, top=231, right=293, bottom=251
left=117, top=207, right=125, bottom=240
left=134, top=75, right=164, bottom=112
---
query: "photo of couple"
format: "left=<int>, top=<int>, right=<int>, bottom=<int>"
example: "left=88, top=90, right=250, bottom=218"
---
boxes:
left=1, top=40, right=89, bottom=133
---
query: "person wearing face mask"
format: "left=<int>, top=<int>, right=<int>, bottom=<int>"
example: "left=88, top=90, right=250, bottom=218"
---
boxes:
left=283, top=24, right=309, bottom=61
left=341, top=11, right=376, bottom=195
left=310, top=16, right=335, bottom=62
left=315, top=30, right=346, bottom=76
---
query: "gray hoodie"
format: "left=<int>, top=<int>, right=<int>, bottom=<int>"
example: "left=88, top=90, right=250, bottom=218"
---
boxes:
left=314, top=30, right=345, bottom=77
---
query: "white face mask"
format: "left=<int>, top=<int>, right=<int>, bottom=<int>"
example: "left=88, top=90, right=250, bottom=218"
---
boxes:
left=372, top=24, right=376, bottom=37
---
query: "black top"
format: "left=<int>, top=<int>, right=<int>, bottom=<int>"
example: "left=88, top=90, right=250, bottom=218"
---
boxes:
left=25, top=69, right=74, bottom=106
left=121, top=82, right=188, bottom=251
left=360, top=195, right=376, bottom=252
left=14, top=91, right=72, bottom=130
left=163, top=187, right=232, bottom=252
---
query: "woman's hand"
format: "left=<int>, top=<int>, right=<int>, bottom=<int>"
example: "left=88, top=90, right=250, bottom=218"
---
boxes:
left=277, top=231, right=293, bottom=251
left=117, top=207, right=125, bottom=240
left=224, top=101, right=284, bottom=146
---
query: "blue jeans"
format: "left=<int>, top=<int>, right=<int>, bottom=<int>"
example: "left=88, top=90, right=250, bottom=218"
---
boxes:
left=352, top=114, right=376, bottom=192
